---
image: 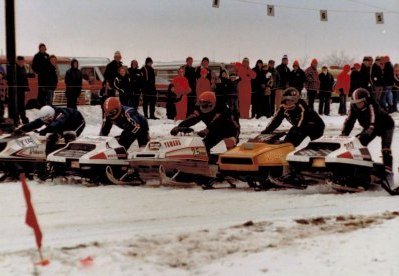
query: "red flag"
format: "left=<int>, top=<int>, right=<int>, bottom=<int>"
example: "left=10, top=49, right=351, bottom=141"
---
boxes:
left=20, top=173, right=43, bottom=250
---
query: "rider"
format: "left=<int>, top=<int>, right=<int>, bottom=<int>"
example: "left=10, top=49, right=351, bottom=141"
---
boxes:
left=100, top=97, right=150, bottom=150
left=170, top=91, right=240, bottom=155
left=16, top=105, right=86, bottom=154
left=261, top=87, right=325, bottom=146
left=341, top=88, right=396, bottom=193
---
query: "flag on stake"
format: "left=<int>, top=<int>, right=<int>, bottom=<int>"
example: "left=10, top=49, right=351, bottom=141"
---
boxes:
left=212, top=0, right=220, bottom=8
left=320, top=10, right=328, bottom=22
left=20, top=173, right=49, bottom=266
left=375, top=12, right=384, bottom=24
left=267, top=5, right=275, bottom=16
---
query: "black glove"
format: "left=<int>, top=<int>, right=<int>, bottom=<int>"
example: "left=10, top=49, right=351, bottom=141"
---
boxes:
left=170, top=126, right=180, bottom=136
left=260, top=129, right=270, bottom=135
left=38, top=129, right=47, bottom=136
left=13, top=128, right=24, bottom=135
left=197, top=129, right=209, bottom=138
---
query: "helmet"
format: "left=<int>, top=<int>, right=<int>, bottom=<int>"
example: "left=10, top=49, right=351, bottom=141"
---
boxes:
left=103, top=97, right=122, bottom=119
left=198, top=91, right=216, bottom=113
left=39, top=105, right=55, bottom=123
left=282, top=87, right=300, bottom=104
left=351, top=88, right=370, bottom=104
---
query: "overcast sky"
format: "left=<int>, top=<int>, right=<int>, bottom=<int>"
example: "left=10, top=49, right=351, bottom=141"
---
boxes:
left=0, top=0, right=398, bottom=67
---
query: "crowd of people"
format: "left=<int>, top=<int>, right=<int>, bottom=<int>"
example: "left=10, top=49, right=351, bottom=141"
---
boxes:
left=1, top=44, right=398, bottom=192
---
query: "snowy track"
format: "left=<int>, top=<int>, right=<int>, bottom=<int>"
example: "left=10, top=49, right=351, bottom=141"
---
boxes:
left=1, top=106, right=399, bottom=275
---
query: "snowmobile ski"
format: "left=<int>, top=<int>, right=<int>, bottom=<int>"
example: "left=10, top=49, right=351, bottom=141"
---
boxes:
left=105, top=166, right=145, bottom=186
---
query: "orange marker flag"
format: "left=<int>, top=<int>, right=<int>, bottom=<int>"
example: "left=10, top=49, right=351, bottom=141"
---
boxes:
left=20, top=173, right=49, bottom=265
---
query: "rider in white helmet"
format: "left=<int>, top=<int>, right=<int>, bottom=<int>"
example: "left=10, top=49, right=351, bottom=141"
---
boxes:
left=16, top=105, right=86, bottom=154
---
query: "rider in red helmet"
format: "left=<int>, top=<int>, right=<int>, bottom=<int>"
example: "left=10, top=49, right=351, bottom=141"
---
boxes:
left=170, top=91, right=240, bottom=155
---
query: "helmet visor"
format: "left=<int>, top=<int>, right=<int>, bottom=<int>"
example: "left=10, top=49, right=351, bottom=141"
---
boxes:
left=199, top=101, right=213, bottom=113
left=106, top=108, right=119, bottom=118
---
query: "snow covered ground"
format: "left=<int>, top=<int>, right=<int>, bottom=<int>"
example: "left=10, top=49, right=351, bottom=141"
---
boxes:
left=1, top=104, right=399, bottom=276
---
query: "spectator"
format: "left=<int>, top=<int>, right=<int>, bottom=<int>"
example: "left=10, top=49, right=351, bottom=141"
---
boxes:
left=114, top=67, right=132, bottom=107
left=141, top=57, right=157, bottom=119
left=0, top=71, right=7, bottom=121
left=103, top=51, right=123, bottom=98
left=227, top=72, right=240, bottom=123
left=275, top=55, right=291, bottom=110
left=236, top=57, right=256, bottom=119
left=31, top=43, right=50, bottom=107
left=382, top=56, right=394, bottom=113
left=195, top=57, right=212, bottom=81
left=165, top=84, right=181, bottom=120
left=359, top=56, right=372, bottom=92
left=392, top=63, right=399, bottom=113
left=251, top=59, right=265, bottom=118
left=173, top=68, right=191, bottom=120
left=15, top=56, right=30, bottom=124
left=215, top=70, right=229, bottom=111
left=128, top=60, right=143, bottom=110
left=196, top=68, right=211, bottom=98
left=304, top=58, right=320, bottom=111
left=65, top=59, right=82, bottom=109
left=370, top=56, right=384, bottom=102
left=183, top=57, right=197, bottom=116
left=289, top=60, right=305, bottom=94
left=349, top=63, right=362, bottom=96
left=42, top=55, right=58, bottom=106
left=318, top=65, right=334, bottom=116
left=335, top=64, right=351, bottom=115
left=266, top=60, right=279, bottom=116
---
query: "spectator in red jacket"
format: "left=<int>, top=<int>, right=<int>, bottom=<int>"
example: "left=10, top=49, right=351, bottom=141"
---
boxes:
left=173, top=68, right=191, bottom=120
left=236, top=58, right=256, bottom=119
left=335, top=64, right=351, bottom=115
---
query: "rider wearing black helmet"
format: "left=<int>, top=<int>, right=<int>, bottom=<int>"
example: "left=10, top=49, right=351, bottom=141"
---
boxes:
left=341, top=88, right=396, bottom=192
left=261, top=87, right=325, bottom=147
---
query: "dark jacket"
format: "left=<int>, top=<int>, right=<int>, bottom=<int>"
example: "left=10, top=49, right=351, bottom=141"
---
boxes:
left=350, top=70, right=362, bottom=94
left=100, top=105, right=149, bottom=136
left=166, top=86, right=182, bottom=119
left=16, top=64, right=29, bottom=93
left=104, top=60, right=122, bottom=88
left=251, top=65, right=266, bottom=92
left=65, top=59, right=82, bottom=97
left=319, top=72, right=335, bottom=92
left=215, top=77, right=230, bottom=110
left=184, top=65, right=197, bottom=92
left=178, top=105, right=239, bottom=138
left=31, top=51, right=50, bottom=86
left=371, top=63, right=384, bottom=87
left=342, top=99, right=394, bottom=136
left=128, top=67, right=143, bottom=93
left=289, top=68, right=305, bottom=92
left=141, top=65, right=156, bottom=93
left=20, top=107, right=85, bottom=135
left=263, top=99, right=325, bottom=133
left=42, top=63, right=58, bottom=90
left=383, top=62, right=394, bottom=87
left=359, top=64, right=371, bottom=89
left=276, top=64, right=291, bottom=89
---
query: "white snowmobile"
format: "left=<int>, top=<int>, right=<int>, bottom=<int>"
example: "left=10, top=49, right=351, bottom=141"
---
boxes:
left=269, top=135, right=389, bottom=192
left=0, top=132, right=63, bottom=180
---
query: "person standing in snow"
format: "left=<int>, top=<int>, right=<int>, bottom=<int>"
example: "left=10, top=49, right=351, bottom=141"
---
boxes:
left=275, top=55, right=291, bottom=112
left=304, top=58, right=320, bottom=112
left=335, top=64, right=351, bottom=115
left=141, top=57, right=158, bottom=119
left=236, top=58, right=256, bottom=119
left=173, top=68, right=191, bottom=120
left=65, top=59, right=82, bottom=109
left=318, top=66, right=334, bottom=116
left=288, top=60, right=305, bottom=95
left=128, top=60, right=143, bottom=110
left=183, top=57, right=197, bottom=116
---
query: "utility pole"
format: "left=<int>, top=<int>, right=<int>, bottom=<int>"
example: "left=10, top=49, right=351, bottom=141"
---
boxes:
left=5, top=0, right=18, bottom=125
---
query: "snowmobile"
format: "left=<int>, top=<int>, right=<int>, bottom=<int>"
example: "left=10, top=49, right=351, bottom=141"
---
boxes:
left=46, top=136, right=132, bottom=184
left=269, top=135, right=388, bottom=192
left=216, top=132, right=294, bottom=189
left=0, top=132, right=63, bottom=180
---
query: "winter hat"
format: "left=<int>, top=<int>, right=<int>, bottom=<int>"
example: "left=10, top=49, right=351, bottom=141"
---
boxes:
left=353, top=63, right=361, bottom=69
left=282, top=55, right=288, bottom=60
left=311, top=58, right=318, bottom=65
left=202, top=57, right=210, bottom=62
left=145, top=57, right=153, bottom=65
left=343, top=64, right=351, bottom=71
left=293, top=60, right=300, bottom=67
